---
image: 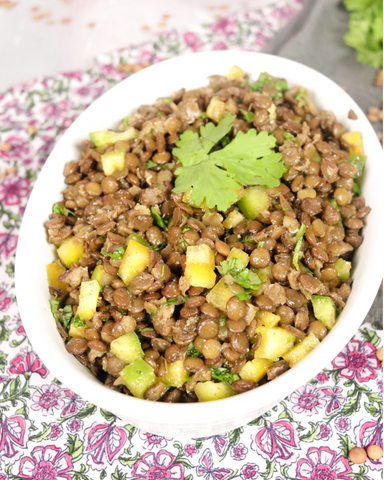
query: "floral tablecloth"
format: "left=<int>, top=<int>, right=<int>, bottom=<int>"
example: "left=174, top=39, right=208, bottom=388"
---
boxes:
left=0, top=1, right=382, bottom=479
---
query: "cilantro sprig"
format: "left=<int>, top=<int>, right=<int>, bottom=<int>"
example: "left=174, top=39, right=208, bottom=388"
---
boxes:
left=209, top=367, right=240, bottom=385
left=186, top=342, right=204, bottom=358
left=52, top=203, right=75, bottom=216
left=101, top=246, right=125, bottom=259
left=172, top=114, right=284, bottom=211
left=218, top=257, right=263, bottom=296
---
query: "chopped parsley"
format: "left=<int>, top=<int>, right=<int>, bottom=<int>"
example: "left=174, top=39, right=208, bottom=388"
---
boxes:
left=52, top=203, right=75, bottom=216
left=219, top=317, right=227, bottom=327
left=172, top=113, right=284, bottom=211
left=165, top=295, right=188, bottom=306
left=283, top=132, right=297, bottom=143
left=201, top=112, right=207, bottom=119
left=101, top=246, right=125, bottom=259
left=219, top=257, right=263, bottom=293
left=209, top=367, right=240, bottom=385
left=151, top=242, right=166, bottom=251
left=257, top=241, right=265, bottom=248
left=156, top=111, right=164, bottom=117
left=186, top=342, right=203, bottom=358
left=49, top=297, right=60, bottom=322
left=182, top=224, right=193, bottom=233
left=294, top=87, right=308, bottom=108
left=292, top=224, right=306, bottom=272
left=151, top=207, right=168, bottom=229
left=240, top=109, right=255, bottom=123
left=146, top=160, right=158, bottom=169
left=160, top=264, right=165, bottom=278
left=250, top=73, right=288, bottom=100
left=241, top=235, right=256, bottom=244
left=61, top=305, right=73, bottom=331
left=235, top=291, right=253, bottom=301
left=73, top=315, right=85, bottom=328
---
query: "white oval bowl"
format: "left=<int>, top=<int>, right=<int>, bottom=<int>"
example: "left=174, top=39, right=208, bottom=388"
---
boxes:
left=15, top=51, right=383, bottom=437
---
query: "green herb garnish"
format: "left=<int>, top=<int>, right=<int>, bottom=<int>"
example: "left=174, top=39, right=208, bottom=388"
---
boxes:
left=241, top=235, right=256, bottom=244
left=73, top=315, right=85, bottom=328
left=330, top=199, right=344, bottom=229
left=283, top=132, right=297, bottom=143
left=292, top=224, right=306, bottom=272
left=146, top=160, right=158, bottom=169
left=52, top=203, right=75, bottom=216
left=240, top=109, right=255, bottom=124
left=219, top=317, right=227, bottom=327
left=257, top=241, right=266, bottom=248
left=172, top=114, right=284, bottom=211
left=50, top=297, right=60, bottom=322
left=156, top=111, right=164, bottom=117
left=62, top=305, right=73, bottom=331
left=209, top=367, right=240, bottom=385
left=250, top=73, right=288, bottom=100
left=235, top=291, right=253, bottom=301
left=219, top=257, right=263, bottom=294
left=186, top=342, right=203, bottom=358
left=201, top=112, right=207, bottom=119
left=150, top=207, right=168, bottom=229
left=160, top=264, right=165, bottom=278
left=294, top=87, right=308, bottom=108
left=101, top=246, right=125, bottom=259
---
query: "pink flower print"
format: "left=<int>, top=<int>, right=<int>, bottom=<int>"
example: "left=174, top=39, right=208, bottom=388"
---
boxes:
left=251, top=420, right=300, bottom=466
left=378, top=379, right=383, bottom=393
left=19, top=445, right=73, bottom=480
left=296, top=446, right=352, bottom=480
left=31, top=384, right=66, bottom=416
left=61, top=114, right=79, bottom=132
left=0, top=288, right=11, bottom=311
left=196, top=448, right=232, bottom=480
left=9, top=352, right=48, bottom=378
left=240, top=463, right=259, bottom=480
left=99, top=63, right=115, bottom=76
left=204, top=433, right=228, bottom=455
left=0, top=176, right=30, bottom=206
left=254, top=31, right=270, bottom=48
left=0, top=136, right=30, bottom=161
left=321, top=386, right=346, bottom=415
left=17, top=317, right=26, bottom=336
left=231, top=443, right=248, bottom=461
left=354, top=419, right=383, bottom=471
left=317, top=423, right=333, bottom=441
left=63, top=70, right=83, bottom=81
left=184, top=444, right=197, bottom=456
left=335, top=417, right=351, bottom=433
left=271, top=6, right=297, bottom=20
left=183, top=32, right=204, bottom=52
left=290, top=384, right=326, bottom=416
left=76, top=86, right=90, bottom=97
left=48, top=424, right=63, bottom=440
left=317, top=372, right=329, bottom=383
left=208, top=17, right=236, bottom=35
left=84, top=422, right=127, bottom=471
left=0, top=414, right=28, bottom=465
left=332, top=340, right=380, bottom=382
left=67, top=418, right=84, bottom=433
left=138, top=430, right=171, bottom=451
left=132, top=449, right=184, bottom=480
left=0, top=233, right=18, bottom=258
left=213, top=42, right=227, bottom=51
left=61, top=390, right=85, bottom=417
left=42, top=100, right=70, bottom=119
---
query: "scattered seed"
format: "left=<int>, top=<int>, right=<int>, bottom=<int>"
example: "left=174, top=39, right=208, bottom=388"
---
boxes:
left=367, top=445, right=383, bottom=460
left=61, top=17, right=70, bottom=24
left=221, top=4, right=228, bottom=9
left=162, top=14, right=170, bottom=19
left=376, top=347, right=383, bottom=361
left=88, top=22, right=95, bottom=28
left=215, top=14, right=222, bottom=19
left=31, top=5, right=38, bottom=11
left=348, top=109, right=358, bottom=120
left=349, top=447, right=367, bottom=465
left=158, top=21, right=166, bottom=27
left=141, top=24, right=150, bottom=31
left=46, top=19, right=54, bottom=25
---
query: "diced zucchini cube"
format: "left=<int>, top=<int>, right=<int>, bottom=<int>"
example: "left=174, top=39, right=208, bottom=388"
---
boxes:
left=334, top=258, right=351, bottom=282
left=89, top=127, right=137, bottom=148
left=185, top=244, right=216, bottom=289
left=228, top=248, right=249, bottom=267
left=110, top=331, right=144, bottom=365
left=57, top=236, right=83, bottom=268
left=118, top=239, right=150, bottom=285
left=69, top=322, right=86, bottom=338
left=206, top=278, right=235, bottom=312
left=160, top=360, right=190, bottom=388
left=126, top=233, right=150, bottom=248
left=119, top=358, right=156, bottom=398
left=223, top=209, right=245, bottom=229
left=77, top=280, right=100, bottom=321
left=46, top=261, right=68, bottom=291
left=238, top=186, right=270, bottom=220
left=257, top=310, right=280, bottom=328
left=227, top=65, right=246, bottom=80
left=195, top=381, right=234, bottom=402
left=100, top=149, right=126, bottom=176
left=255, top=262, right=274, bottom=281
left=283, top=333, right=320, bottom=367
left=311, top=295, right=337, bottom=330
left=91, top=264, right=117, bottom=287
left=239, top=358, right=272, bottom=383
left=253, top=326, right=295, bottom=361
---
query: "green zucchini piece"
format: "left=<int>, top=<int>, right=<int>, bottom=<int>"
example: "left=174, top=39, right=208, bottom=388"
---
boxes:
left=334, top=258, right=351, bottom=282
left=110, top=331, right=144, bottom=364
left=101, top=149, right=125, bottom=176
left=119, top=358, right=156, bottom=398
left=126, top=233, right=150, bottom=248
left=348, top=155, right=366, bottom=183
left=195, top=381, right=234, bottom=402
left=91, top=264, right=117, bottom=287
left=311, top=295, right=337, bottom=330
left=253, top=326, right=295, bottom=361
left=237, top=186, right=270, bottom=220
left=160, top=360, right=190, bottom=388
left=90, top=127, right=137, bottom=148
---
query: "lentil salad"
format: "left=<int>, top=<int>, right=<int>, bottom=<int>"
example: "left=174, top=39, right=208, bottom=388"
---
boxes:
left=45, top=65, right=370, bottom=403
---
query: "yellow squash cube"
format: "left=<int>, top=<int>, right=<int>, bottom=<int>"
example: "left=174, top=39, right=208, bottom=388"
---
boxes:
left=227, top=65, right=246, bottom=80
left=91, top=264, right=117, bottom=287
left=195, top=381, right=234, bottom=402
left=206, top=97, right=226, bottom=123
left=257, top=311, right=280, bottom=328
left=118, top=239, right=150, bottom=285
left=100, top=149, right=126, bottom=176
left=341, top=131, right=364, bottom=155
left=206, top=278, right=235, bottom=312
left=253, top=326, right=295, bottom=361
left=223, top=209, right=245, bottom=229
left=69, top=322, right=86, bottom=339
left=239, top=358, right=272, bottom=383
left=228, top=248, right=249, bottom=267
left=57, top=236, right=83, bottom=268
left=185, top=244, right=216, bottom=289
left=77, top=280, right=100, bottom=321
left=283, top=333, right=320, bottom=367
left=160, top=360, right=190, bottom=388
left=46, top=261, right=68, bottom=291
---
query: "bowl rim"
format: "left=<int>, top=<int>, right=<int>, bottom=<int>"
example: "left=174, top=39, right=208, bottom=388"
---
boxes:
left=15, top=50, right=384, bottom=435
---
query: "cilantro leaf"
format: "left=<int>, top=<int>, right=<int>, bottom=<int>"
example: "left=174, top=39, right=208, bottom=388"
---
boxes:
left=62, top=305, right=73, bottom=331
left=50, top=297, right=60, bottom=322
left=52, top=203, right=75, bottom=216
left=186, top=342, right=204, bottom=358
left=284, top=132, right=297, bottom=143
left=151, top=207, right=168, bottom=229
left=219, top=257, right=263, bottom=291
left=251, top=72, right=273, bottom=92
left=173, top=114, right=284, bottom=211
left=293, top=224, right=306, bottom=272
left=101, top=246, right=125, bottom=259
left=73, top=315, right=86, bottom=328
left=294, top=87, right=308, bottom=108
left=250, top=73, right=288, bottom=100
left=209, top=367, right=240, bottom=385
left=240, top=109, right=255, bottom=123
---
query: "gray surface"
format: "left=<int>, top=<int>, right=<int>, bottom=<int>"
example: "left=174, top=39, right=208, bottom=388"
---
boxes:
left=262, top=0, right=383, bottom=327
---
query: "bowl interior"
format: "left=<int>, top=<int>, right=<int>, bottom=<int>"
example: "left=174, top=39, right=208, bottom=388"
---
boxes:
left=15, top=51, right=383, bottom=436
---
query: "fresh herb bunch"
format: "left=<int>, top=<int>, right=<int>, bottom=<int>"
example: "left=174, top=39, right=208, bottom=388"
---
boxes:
left=218, top=257, right=263, bottom=300
left=172, top=114, right=284, bottom=211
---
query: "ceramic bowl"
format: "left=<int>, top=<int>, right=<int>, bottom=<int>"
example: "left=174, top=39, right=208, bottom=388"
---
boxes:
left=15, top=51, right=383, bottom=437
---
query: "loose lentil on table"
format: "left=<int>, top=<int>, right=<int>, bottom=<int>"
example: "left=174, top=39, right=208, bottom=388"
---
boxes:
left=46, top=68, right=370, bottom=403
